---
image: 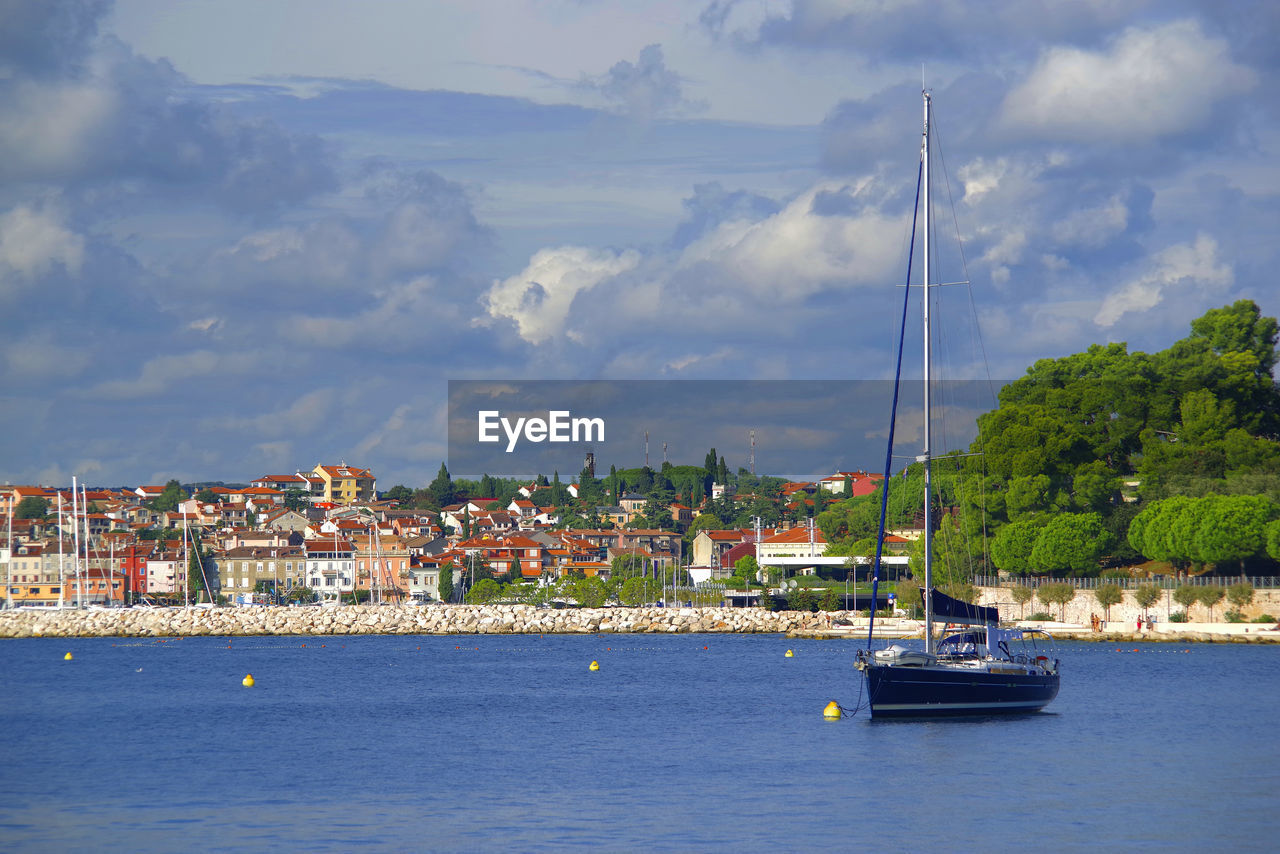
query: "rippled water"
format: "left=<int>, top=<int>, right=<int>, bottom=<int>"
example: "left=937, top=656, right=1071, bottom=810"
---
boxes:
left=1, top=633, right=1275, bottom=852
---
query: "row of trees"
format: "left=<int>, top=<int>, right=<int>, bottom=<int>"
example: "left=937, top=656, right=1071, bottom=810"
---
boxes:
left=1127, top=494, right=1280, bottom=575
left=1005, top=580, right=1259, bottom=621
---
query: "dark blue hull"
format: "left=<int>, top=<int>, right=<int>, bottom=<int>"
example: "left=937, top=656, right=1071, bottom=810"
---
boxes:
left=863, top=664, right=1060, bottom=718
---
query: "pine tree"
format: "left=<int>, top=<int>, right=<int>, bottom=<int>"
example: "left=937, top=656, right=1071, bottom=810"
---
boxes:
left=438, top=561, right=455, bottom=603
left=428, top=463, right=455, bottom=507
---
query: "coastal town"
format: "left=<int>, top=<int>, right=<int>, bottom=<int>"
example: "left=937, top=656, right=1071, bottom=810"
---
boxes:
left=1, top=462, right=894, bottom=610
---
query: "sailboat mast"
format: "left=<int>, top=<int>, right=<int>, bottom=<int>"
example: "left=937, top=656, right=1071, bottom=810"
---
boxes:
left=57, top=497, right=65, bottom=608
left=5, top=500, right=12, bottom=610
left=72, top=476, right=81, bottom=608
left=921, top=90, right=936, bottom=655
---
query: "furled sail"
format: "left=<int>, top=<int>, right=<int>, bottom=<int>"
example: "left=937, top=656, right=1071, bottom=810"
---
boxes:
left=925, top=587, right=998, bottom=626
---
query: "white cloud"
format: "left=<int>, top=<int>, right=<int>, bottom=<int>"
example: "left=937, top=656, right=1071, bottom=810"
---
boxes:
left=250, top=440, right=295, bottom=472
left=288, top=276, right=460, bottom=350
left=977, top=228, right=1027, bottom=285
left=221, top=388, right=338, bottom=437
left=1094, top=234, right=1232, bottom=327
left=678, top=182, right=905, bottom=294
left=957, top=157, right=1010, bottom=203
left=484, top=246, right=642, bottom=344
left=0, top=78, right=117, bottom=180
left=0, top=203, right=85, bottom=284
left=1052, top=194, right=1128, bottom=248
left=583, top=43, right=706, bottom=121
left=1, top=330, right=92, bottom=382
left=217, top=219, right=361, bottom=288
left=1001, top=19, right=1255, bottom=141
left=87, top=350, right=254, bottom=399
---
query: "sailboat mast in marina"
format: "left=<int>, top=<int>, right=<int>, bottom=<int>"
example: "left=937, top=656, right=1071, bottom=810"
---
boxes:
left=854, top=91, right=1061, bottom=717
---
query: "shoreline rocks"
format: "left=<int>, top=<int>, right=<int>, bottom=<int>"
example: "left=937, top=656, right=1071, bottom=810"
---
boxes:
left=2, top=605, right=1275, bottom=642
left=0, top=604, right=839, bottom=639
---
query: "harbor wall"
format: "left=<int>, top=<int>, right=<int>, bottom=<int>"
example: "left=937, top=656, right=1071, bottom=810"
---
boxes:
left=0, top=604, right=840, bottom=639
left=975, top=585, right=1280, bottom=628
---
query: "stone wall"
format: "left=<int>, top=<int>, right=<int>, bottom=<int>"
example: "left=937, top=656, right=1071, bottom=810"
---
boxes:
left=0, top=604, right=841, bottom=639
left=977, top=585, right=1280, bottom=627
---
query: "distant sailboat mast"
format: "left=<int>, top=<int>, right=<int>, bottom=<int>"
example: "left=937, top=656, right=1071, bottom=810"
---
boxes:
left=82, top=483, right=91, bottom=604
left=5, top=499, right=12, bottom=610
left=57, top=496, right=65, bottom=608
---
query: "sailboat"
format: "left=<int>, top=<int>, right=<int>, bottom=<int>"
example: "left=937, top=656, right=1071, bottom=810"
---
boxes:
left=853, top=91, right=1060, bottom=718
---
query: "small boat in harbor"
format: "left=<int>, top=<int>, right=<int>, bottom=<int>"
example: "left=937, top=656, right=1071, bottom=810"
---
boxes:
left=853, top=91, right=1061, bottom=718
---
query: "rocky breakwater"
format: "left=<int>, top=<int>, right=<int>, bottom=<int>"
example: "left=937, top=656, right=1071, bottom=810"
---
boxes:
left=0, top=604, right=843, bottom=639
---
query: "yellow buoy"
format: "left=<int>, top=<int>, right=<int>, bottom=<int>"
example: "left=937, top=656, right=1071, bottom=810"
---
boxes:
left=242, top=674, right=255, bottom=687
left=823, top=701, right=842, bottom=720
left=588, top=660, right=600, bottom=671
left=785, top=649, right=794, bottom=658
left=64, top=652, right=73, bottom=661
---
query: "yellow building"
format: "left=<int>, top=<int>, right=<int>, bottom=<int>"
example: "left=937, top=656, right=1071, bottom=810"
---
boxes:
left=310, top=464, right=376, bottom=506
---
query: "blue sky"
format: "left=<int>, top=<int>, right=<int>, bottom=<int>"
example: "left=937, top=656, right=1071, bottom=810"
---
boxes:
left=2, top=0, right=1277, bottom=488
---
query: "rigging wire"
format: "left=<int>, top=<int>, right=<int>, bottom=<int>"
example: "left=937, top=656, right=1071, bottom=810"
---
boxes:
left=925, top=98, right=1000, bottom=584
left=867, top=159, right=923, bottom=651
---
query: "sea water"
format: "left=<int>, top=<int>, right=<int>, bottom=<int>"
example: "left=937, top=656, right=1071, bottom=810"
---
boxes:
left=0, top=633, right=1276, bottom=852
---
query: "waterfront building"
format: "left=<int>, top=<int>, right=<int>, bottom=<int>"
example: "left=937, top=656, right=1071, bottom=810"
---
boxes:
left=213, top=546, right=305, bottom=603
left=305, top=538, right=355, bottom=595
left=309, top=464, right=376, bottom=506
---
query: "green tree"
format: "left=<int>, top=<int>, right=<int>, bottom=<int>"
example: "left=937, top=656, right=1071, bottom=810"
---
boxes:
left=185, top=532, right=214, bottom=604
left=1094, top=583, right=1123, bottom=621
left=438, top=561, right=455, bottom=603
left=733, top=554, right=759, bottom=583
left=1227, top=581, right=1255, bottom=612
left=1197, top=586, right=1226, bottom=621
left=150, top=479, right=186, bottom=513
left=1172, top=584, right=1200, bottom=619
left=13, top=496, right=49, bottom=519
left=569, top=576, right=608, bottom=607
left=385, top=485, right=413, bottom=503
left=1010, top=584, right=1035, bottom=619
left=428, top=464, right=456, bottom=508
left=619, top=576, right=657, bottom=606
left=1133, top=583, right=1161, bottom=615
left=1193, top=494, right=1277, bottom=572
left=1131, top=496, right=1195, bottom=573
left=894, top=582, right=922, bottom=617
left=194, top=488, right=217, bottom=503
left=1036, top=581, right=1076, bottom=621
left=1268, top=519, right=1280, bottom=560
left=789, top=589, right=818, bottom=612
left=990, top=518, right=1045, bottom=575
left=465, top=577, right=502, bottom=604
left=283, top=488, right=311, bottom=511
left=1030, top=512, right=1113, bottom=576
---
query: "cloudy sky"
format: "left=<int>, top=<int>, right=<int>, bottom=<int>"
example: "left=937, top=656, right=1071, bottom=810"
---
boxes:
left=2, top=0, right=1277, bottom=488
